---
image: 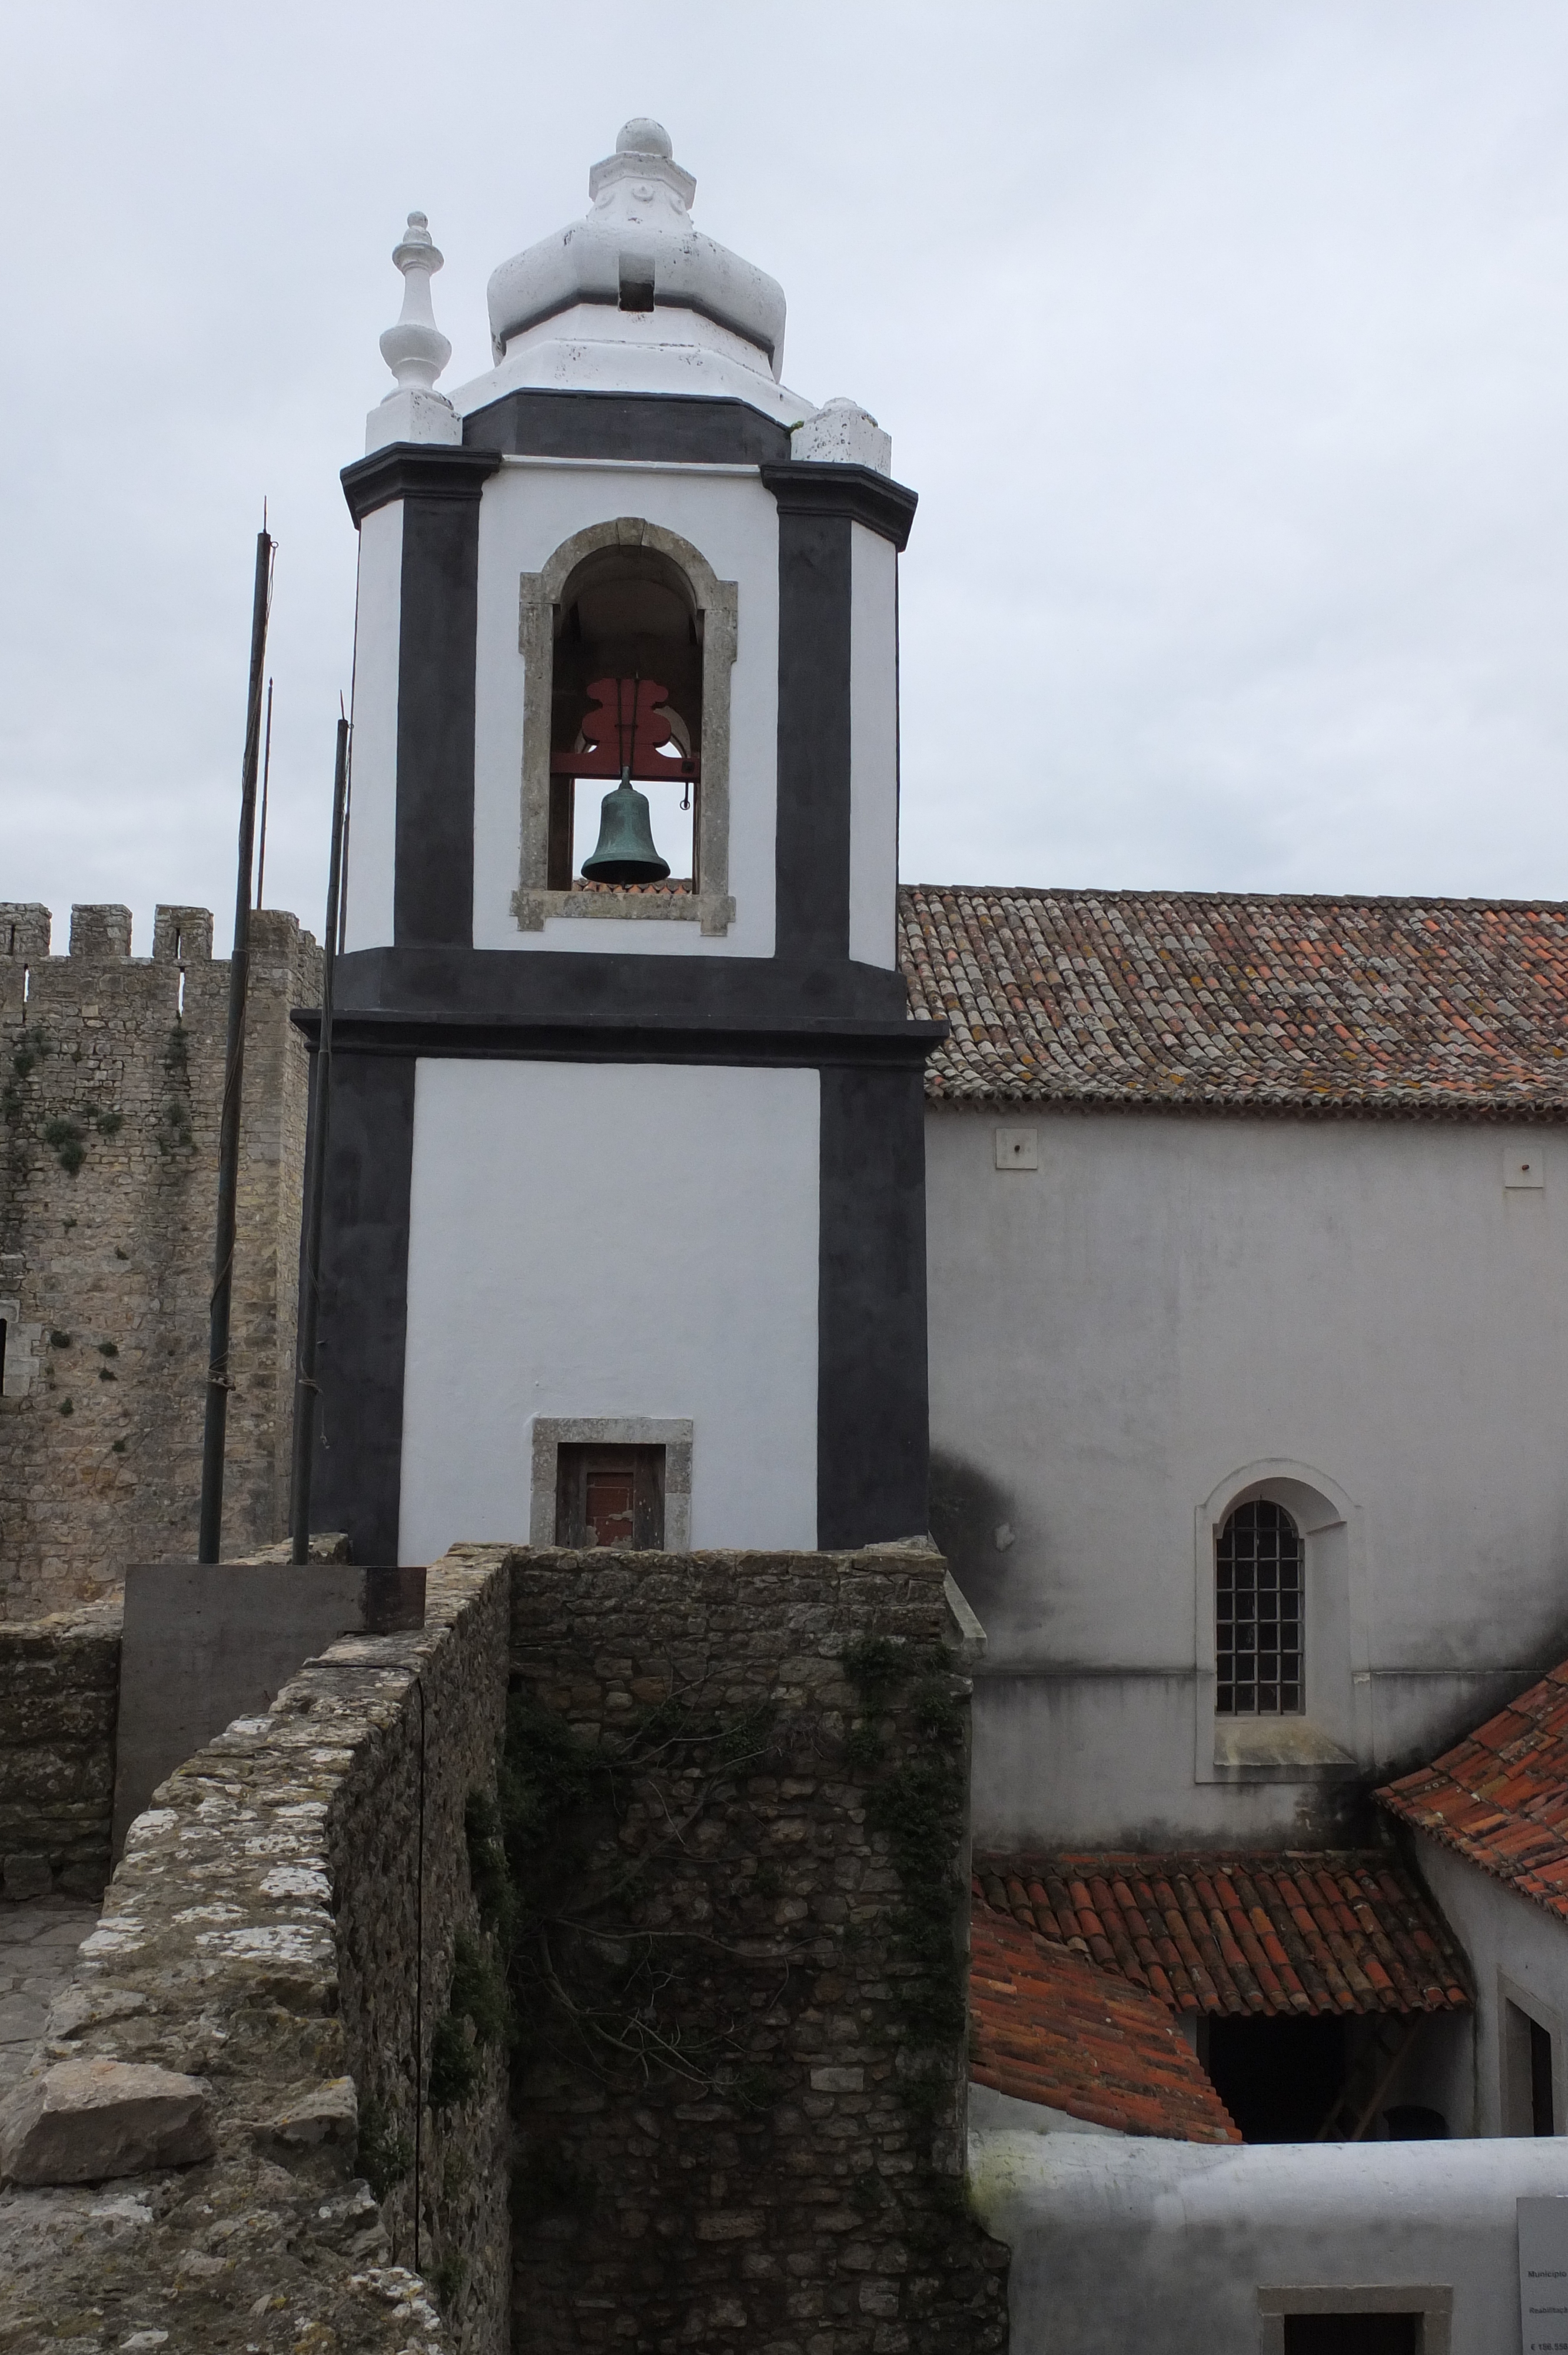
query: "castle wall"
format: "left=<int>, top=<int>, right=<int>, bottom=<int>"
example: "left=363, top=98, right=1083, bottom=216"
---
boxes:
left=0, top=902, right=319, bottom=1617
left=506, top=1543, right=1008, bottom=2354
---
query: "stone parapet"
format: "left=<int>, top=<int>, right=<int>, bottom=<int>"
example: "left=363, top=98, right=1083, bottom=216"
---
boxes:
left=0, top=1596, right=121, bottom=1899
left=0, top=1548, right=510, bottom=2355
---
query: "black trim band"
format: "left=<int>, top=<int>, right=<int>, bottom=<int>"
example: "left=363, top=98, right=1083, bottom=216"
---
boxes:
left=761, top=460, right=918, bottom=552
left=293, top=1009, right=941, bottom=1072
left=324, top=944, right=916, bottom=1030
left=340, top=442, right=501, bottom=524
left=463, top=388, right=791, bottom=466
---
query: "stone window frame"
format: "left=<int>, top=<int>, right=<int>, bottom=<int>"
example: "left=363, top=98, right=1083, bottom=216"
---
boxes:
left=1193, top=1459, right=1368, bottom=1786
left=1257, top=2283, right=1452, bottom=2353
left=529, top=1417, right=694, bottom=1551
left=512, top=519, right=738, bottom=937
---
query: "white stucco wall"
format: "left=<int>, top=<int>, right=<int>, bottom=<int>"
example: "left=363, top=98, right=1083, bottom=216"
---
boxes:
left=848, top=522, right=898, bottom=971
left=1416, top=1841, right=1568, bottom=2141
left=971, top=2127, right=1568, bottom=2354
left=925, top=1108, right=1568, bottom=1848
left=342, top=499, right=403, bottom=953
left=470, top=458, right=780, bottom=958
left=398, top=1058, right=819, bottom=1563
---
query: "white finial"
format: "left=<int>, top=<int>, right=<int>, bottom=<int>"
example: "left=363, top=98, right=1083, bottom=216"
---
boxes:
left=380, top=212, right=452, bottom=393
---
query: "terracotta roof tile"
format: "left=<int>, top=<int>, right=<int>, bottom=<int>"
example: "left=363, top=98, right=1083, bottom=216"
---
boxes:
left=969, top=1903, right=1241, bottom=2143
left=898, top=884, right=1568, bottom=1115
left=1379, top=1662, right=1568, bottom=1921
left=975, top=1850, right=1470, bottom=2016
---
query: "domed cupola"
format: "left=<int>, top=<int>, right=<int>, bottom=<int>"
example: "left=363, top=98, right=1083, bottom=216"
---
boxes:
left=456, top=119, right=798, bottom=417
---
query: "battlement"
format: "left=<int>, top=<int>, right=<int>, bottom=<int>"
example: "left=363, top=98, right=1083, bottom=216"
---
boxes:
left=0, top=895, right=320, bottom=1618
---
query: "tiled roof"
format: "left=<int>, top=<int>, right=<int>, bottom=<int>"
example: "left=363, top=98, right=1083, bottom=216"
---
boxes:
left=898, top=884, right=1568, bottom=1116
left=975, top=1851, right=1470, bottom=2017
left=969, top=1901, right=1241, bottom=2142
left=1379, top=1663, right=1568, bottom=1919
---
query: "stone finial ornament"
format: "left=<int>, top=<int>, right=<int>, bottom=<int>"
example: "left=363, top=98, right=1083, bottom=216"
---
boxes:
left=366, top=211, right=463, bottom=453
left=791, top=396, right=893, bottom=477
left=380, top=212, right=451, bottom=393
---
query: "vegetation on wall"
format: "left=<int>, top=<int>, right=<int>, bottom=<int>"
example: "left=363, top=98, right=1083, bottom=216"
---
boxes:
left=467, top=1639, right=972, bottom=2221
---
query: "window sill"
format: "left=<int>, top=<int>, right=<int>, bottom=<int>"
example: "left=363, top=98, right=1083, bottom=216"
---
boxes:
left=1210, top=1717, right=1358, bottom=1783
left=513, top=887, right=735, bottom=936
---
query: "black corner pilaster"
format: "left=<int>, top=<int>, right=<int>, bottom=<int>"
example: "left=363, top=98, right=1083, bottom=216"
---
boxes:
left=816, top=1059, right=931, bottom=1547
left=340, top=445, right=501, bottom=951
left=773, top=508, right=853, bottom=963
left=311, top=1049, right=416, bottom=1565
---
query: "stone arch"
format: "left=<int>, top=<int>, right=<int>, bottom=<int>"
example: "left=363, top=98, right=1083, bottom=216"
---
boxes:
left=514, top=518, right=738, bottom=935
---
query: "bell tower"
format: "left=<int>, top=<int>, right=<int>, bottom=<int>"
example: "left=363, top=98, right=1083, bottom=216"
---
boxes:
left=313, top=121, right=935, bottom=1564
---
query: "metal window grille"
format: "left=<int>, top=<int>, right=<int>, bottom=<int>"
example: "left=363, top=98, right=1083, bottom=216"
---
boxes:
left=1215, top=1499, right=1303, bottom=1715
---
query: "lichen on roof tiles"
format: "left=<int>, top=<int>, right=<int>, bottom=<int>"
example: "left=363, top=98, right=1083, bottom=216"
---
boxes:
left=899, top=884, right=1568, bottom=1115
left=1380, top=1662, right=1568, bottom=1920
left=974, top=1849, right=1470, bottom=2018
left=969, top=1904, right=1241, bottom=2143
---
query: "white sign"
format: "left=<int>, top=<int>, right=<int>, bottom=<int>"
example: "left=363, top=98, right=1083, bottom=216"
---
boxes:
left=1520, top=2197, right=1568, bottom=2354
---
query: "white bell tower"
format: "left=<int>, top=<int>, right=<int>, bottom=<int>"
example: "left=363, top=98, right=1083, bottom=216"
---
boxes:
left=311, top=122, right=936, bottom=1567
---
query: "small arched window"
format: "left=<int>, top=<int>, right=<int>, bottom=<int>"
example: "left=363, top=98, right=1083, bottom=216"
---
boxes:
left=1215, top=1499, right=1303, bottom=1716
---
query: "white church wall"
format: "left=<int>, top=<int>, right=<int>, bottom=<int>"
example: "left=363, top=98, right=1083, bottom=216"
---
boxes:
left=925, top=1106, right=1568, bottom=1849
left=341, top=498, right=403, bottom=953
left=1416, top=1840, right=1568, bottom=2141
left=470, top=458, right=780, bottom=957
left=971, top=2125, right=1568, bottom=2354
left=397, top=1058, right=820, bottom=1563
left=848, top=522, right=898, bottom=971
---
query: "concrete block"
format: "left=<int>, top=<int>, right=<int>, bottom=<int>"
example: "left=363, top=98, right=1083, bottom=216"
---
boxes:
left=0, top=2058, right=214, bottom=2184
left=2, top=1856, right=53, bottom=1900
left=112, top=1561, right=426, bottom=1856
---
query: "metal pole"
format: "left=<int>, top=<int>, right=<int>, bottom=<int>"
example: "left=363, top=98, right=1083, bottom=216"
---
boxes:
left=255, top=678, right=275, bottom=908
left=197, top=527, right=273, bottom=1563
left=289, top=715, right=349, bottom=1563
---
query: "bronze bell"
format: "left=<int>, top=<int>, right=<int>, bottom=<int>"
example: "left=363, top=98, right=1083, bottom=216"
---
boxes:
left=580, top=777, right=670, bottom=884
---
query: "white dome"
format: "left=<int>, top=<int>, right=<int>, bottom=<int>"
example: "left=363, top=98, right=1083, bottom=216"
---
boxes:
left=483, top=119, right=787, bottom=382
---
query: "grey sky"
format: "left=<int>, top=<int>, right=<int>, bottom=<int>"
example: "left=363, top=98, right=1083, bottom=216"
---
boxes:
left=5, top=1, right=1568, bottom=954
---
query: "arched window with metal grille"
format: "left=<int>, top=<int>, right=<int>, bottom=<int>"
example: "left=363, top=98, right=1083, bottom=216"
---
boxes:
left=1216, top=1498, right=1304, bottom=1716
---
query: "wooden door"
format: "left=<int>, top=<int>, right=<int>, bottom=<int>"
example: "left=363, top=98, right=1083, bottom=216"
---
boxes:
left=555, top=1444, right=665, bottom=1549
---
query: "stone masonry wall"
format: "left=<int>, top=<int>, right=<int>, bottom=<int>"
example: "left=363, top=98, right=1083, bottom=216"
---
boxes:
left=0, top=901, right=319, bottom=1618
left=506, top=1544, right=1009, bottom=2355
left=0, top=1548, right=510, bottom=2355
left=0, top=1596, right=120, bottom=1901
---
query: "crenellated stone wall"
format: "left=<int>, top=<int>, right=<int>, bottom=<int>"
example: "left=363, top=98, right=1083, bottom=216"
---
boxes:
left=0, top=902, right=318, bottom=1617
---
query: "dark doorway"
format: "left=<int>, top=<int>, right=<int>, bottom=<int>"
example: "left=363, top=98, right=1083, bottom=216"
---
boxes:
left=1532, top=2015, right=1556, bottom=2135
left=555, top=1444, right=665, bottom=1550
left=1283, top=2317, right=1418, bottom=2354
left=1205, top=2014, right=1346, bottom=2141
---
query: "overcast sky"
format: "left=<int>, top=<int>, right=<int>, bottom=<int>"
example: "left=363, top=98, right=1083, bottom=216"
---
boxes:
left=5, top=0, right=1568, bottom=954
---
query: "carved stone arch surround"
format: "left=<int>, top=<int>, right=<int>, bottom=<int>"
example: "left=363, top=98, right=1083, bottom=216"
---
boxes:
left=1191, top=1457, right=1373, bottom=1786
left=512, top=516, right=739, bottom=936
